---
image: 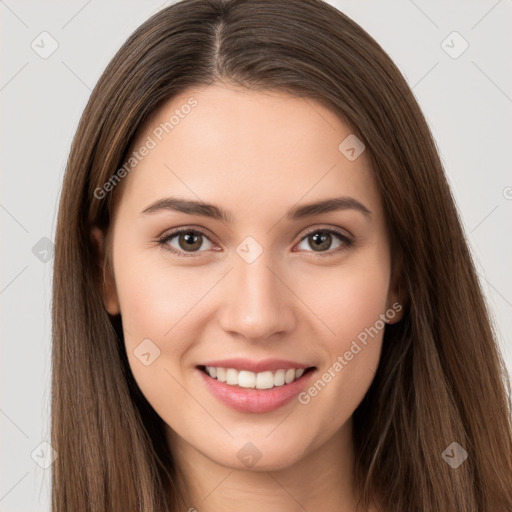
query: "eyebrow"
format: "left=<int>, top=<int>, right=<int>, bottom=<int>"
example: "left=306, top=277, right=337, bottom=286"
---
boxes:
left=141, top=196, right=372, bottom=223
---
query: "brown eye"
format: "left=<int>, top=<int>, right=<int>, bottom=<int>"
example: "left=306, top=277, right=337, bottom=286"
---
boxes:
left=296, top=228, right=352, bottom=255
left=177, top=231, right=203, bottom=252
left=159, top=228, right=214, bottom=256
left=308, top=232, right=333, bottom=251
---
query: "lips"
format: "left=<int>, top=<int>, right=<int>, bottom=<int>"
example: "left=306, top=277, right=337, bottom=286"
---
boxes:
left=196, top=358, right=317, bottom=413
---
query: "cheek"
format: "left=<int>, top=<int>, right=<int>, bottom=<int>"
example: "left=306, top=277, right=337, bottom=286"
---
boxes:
left=112, top=250, right=209, bottom=418
left=298, top=256, right=390, bottom=349
left=112, top=246, right=229, bottom=402
left=334, top=271, right=388, bottom=343
left=113, top=242, right=215, bottom=340
left=292, top=252, right=390, bottom=419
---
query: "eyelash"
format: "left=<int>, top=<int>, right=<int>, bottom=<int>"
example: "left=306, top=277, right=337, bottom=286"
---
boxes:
left=157, top=226, right=353, bottom=258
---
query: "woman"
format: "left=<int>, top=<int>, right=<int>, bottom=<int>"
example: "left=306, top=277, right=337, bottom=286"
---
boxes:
left=51, top=0, right=512, bottom=511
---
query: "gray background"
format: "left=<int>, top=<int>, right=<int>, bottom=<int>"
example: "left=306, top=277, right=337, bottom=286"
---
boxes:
left=1, top=0, right=511, bottom=510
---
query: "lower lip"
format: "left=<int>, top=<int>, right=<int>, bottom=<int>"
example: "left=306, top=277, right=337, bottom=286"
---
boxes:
left=197, top=367, right=316, bottom=413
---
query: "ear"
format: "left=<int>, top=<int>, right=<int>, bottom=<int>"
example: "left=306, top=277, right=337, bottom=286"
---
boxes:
left=90, top=226, right=120, bottom=316
left=385, top=256, right=407, bottom=324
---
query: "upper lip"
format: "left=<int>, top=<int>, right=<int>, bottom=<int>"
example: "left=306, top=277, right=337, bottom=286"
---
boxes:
left=198, top=358, right=314, bottom=373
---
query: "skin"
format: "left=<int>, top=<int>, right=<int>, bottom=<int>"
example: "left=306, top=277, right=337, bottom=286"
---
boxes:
left=92, top=82, right=403, bottom=512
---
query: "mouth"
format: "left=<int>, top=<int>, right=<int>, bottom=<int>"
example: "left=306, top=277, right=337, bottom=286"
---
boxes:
left=196, top=361, right=317, bottom=413
left=197, top=365, right=316, bottom=390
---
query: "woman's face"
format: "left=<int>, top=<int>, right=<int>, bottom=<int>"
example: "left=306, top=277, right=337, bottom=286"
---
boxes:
left=93, top=83, right=402, bottom=472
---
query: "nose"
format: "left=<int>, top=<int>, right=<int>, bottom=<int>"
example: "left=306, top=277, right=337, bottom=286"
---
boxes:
left=217, top=250, right=296, bottom=342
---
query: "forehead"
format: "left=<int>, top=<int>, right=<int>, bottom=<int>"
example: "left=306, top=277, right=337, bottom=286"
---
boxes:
left=113, top=83, right=382, bottom=223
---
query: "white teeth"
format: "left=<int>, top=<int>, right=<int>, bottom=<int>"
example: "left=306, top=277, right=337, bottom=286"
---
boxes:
left=226, top=368, right=238, bottom=385
left=216, top=367, right=226, bottom=383
left=238, top=370, right=256, bottom=388
left=256, top=371, right=274, bottom=389
left=273, top=369, right=285, bottom=387
left=203, top=366, right=309, bottom=389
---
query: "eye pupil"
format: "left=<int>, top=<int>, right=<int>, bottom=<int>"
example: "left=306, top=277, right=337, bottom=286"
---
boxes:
left=310, top=232, right=332, bottom=251
left=179, top=232, right=202, bottom=251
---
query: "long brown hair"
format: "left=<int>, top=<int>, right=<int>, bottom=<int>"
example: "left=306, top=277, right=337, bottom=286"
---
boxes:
left=51, top=0, right=512, bottom=510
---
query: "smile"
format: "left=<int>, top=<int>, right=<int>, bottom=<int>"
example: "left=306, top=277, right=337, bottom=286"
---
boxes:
left=201, top=366, right=311, bottom=389
left=196, top=360, right=317, bottom=413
